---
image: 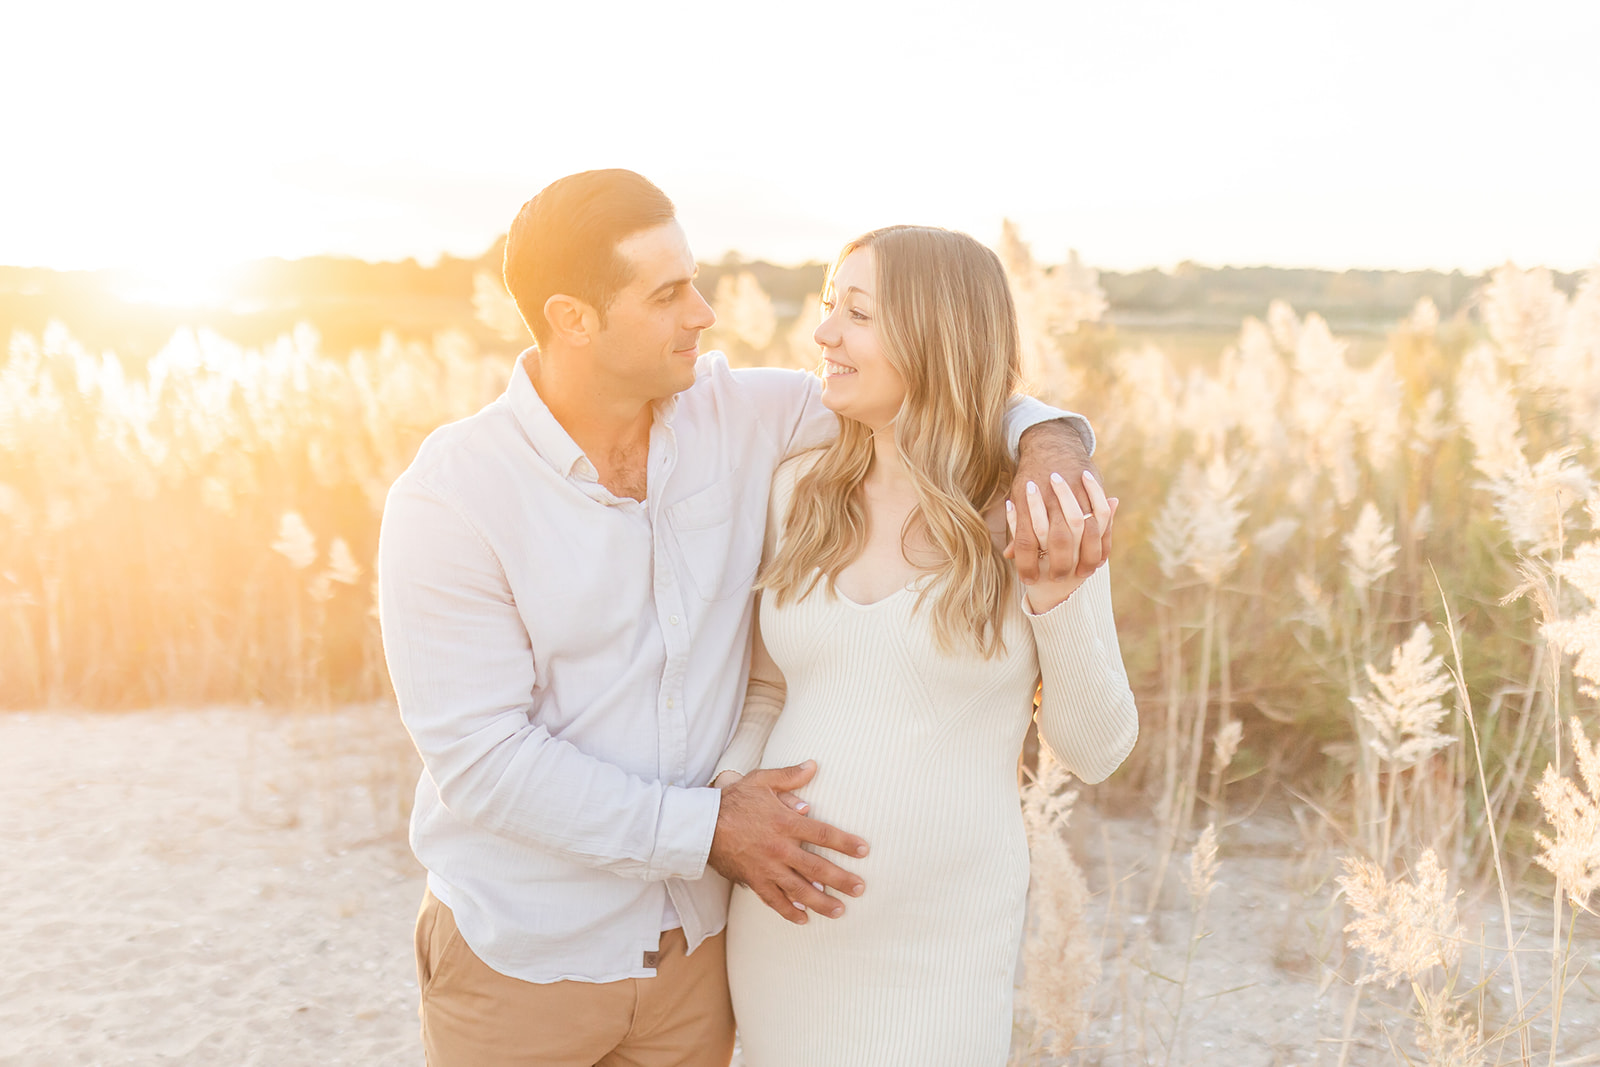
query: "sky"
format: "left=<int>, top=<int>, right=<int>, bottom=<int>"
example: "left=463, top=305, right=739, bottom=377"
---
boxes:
left=3, top=0, right=1598, bottom=276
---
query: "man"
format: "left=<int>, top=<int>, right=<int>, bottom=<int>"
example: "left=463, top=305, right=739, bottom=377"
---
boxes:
left=379, top=169, right=1107, bottom=1066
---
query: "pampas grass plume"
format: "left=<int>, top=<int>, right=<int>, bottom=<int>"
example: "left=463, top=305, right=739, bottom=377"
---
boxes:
left=1338, top=848, right=1462, bottom=988
left=1211, top=720, right=1243, bottom=782
left=1344, top=502, right=1399, bottom=594
left=1352, top=623, right=1455, bottom=768
left=1543, top=538, right=1600, bottom=696
left=272, top=511, right=318, bottom=571
left=1015, top=751, right=1096, bottom=1061
left=1532, top=717, right=1600, bottom=910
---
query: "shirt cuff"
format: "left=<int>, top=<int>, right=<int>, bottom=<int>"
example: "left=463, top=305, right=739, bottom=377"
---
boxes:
left=1004, top=394, right=1096, bottom=458
left=649, top=785, right=722, bottom=882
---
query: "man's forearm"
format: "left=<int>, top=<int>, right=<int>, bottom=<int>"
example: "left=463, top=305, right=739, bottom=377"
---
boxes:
left=1005, top=394, right=1096, bottom=459
left=407, top=710, right=723, bottom=882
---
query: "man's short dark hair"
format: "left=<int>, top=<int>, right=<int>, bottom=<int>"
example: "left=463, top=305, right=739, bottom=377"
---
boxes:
left=503, top=169, right=677, bottom=347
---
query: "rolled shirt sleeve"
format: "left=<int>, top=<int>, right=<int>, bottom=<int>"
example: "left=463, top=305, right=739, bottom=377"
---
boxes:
left=1005, top=393, right=1096, bottom=457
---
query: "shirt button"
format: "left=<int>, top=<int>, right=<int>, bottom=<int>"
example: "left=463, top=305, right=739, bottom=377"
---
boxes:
left=669, top=615, right=680, bottom=626
left=666, top=698, right=675, bottom=709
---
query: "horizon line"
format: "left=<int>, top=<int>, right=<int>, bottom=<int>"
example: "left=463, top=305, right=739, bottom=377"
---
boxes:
left=2, top=252, right=1594, bottom=280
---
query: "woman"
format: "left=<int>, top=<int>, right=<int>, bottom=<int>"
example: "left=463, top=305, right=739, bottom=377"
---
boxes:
left=711, top=226, right=1139, bottom=1066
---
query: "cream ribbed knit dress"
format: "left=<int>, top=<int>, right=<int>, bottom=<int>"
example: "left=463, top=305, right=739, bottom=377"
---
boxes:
left=718, top=460, right=1139, bottom=1067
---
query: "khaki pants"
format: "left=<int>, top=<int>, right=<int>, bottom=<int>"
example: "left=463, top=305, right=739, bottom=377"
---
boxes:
left=414, top=890, right=735, bottom=1067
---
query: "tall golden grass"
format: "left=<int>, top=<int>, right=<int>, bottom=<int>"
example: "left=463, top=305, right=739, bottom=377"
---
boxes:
left=3, top=239, right=1598, bottom=1062
left=0, top=324, right=509, bottom=707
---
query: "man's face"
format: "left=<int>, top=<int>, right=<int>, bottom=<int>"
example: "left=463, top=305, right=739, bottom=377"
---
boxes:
left=592, top=220, right=716, bottom=401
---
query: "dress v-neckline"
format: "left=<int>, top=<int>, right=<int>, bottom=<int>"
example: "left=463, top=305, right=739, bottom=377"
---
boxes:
left=830, top=572, right=936, bottom=610
left=833, top=584, right=916, bottom=610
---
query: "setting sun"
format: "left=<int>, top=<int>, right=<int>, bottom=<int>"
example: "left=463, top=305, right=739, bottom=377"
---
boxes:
left=112, top=262, right=239, bottom=309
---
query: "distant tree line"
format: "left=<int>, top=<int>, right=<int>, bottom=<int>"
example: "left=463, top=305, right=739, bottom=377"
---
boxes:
left=1, top=244, right=1581, bottom=364
left=1097, top=263, right=1583, bottom=334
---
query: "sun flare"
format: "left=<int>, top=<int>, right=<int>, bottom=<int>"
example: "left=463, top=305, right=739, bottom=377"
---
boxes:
left=113, top=261, right=237, bottom=309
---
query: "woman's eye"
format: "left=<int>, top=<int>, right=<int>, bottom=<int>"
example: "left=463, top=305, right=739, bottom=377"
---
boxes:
left=850, top=309, right=869, bottom=322
left=820, top=300, right=835, bottom=313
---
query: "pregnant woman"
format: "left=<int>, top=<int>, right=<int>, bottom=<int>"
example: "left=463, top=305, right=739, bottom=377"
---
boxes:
left=712, top=226, right=1139, bottom=1066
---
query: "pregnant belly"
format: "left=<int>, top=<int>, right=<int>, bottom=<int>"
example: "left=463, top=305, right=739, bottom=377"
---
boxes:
left=758, top=696, right=1029, bottom=917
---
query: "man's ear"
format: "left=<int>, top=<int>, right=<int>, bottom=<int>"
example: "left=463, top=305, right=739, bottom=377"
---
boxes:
left=542, top=294, right=599, bottom=347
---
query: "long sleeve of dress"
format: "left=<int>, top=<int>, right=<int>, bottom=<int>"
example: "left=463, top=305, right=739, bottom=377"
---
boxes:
left=713, top=451, right=800, bottom=780
left=1025, top=563, right=1139, bottom=783
left=713, top=615, right=787, bottom=779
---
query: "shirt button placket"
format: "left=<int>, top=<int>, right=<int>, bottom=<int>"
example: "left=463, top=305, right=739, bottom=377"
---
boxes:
left=654, top=554, right=689, bottom=782
left=652, top=425, right=690, bottom=782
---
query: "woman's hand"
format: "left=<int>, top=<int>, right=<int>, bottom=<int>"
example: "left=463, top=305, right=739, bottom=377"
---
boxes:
left=1006, top=471, right=1116, bottom=613
left=1010, top=421, right=1110, bottom=581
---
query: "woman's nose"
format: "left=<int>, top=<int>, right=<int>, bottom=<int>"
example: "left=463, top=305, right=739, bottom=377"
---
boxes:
left=813, top=313, right=839, bottom=349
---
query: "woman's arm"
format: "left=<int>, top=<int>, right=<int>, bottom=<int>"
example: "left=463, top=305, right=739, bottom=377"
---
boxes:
left=1026, top=564, right=1139, bottom=784
left=711, top=454, right=812, bottom=786
left=711, top=612, right=787, bottom=786
left=1001, top=469, right=1137, bottom=782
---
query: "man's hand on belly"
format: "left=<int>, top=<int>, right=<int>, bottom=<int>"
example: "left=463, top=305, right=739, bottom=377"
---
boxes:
left=709, top=761, right=869, bottom=924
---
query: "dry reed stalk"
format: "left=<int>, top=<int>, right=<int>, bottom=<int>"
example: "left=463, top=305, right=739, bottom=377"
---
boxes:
left=1207, top=718, right=1244, bottom=815
left=1094, top=820, right=1139, bottom=1067
left=1434, top=577, right=1529, bottom=1063
left=1497, top=513, right=1600, bottom=1062
left=1175, top=589, right=1218, bottom=856
left=1160, top=822, right=1220, bottom=1067
left=1014, top=752, right=1097, bottom=1062
left=1531, top=717, right=1600, bottom=1063
left=1145, top=458, right=1245, bottom=910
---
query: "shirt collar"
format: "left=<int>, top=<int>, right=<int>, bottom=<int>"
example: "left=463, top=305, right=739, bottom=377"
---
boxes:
left=507, top=348, right=596, bottom=482
left=506, top=347, right=706, bottom=480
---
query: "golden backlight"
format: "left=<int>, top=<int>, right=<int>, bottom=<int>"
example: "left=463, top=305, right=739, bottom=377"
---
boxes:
left=113, top=262, right=237, bottom=309
left=2, top=5, right=1600, bottom=1063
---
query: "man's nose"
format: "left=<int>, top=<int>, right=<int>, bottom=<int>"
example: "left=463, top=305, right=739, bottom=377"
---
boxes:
left=687, top=285, right=716, bottom=330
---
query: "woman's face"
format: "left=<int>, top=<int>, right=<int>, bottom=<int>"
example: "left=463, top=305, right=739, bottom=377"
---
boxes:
left=815, top=247, right=906, bottom=431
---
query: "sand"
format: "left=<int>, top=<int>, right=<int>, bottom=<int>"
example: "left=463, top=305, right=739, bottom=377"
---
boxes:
left=0, top=707, right=424, bottom=1066
left=3, top=707, right=1596, bottom=1066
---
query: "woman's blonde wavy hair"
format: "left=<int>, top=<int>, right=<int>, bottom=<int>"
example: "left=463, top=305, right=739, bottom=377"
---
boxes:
left=761, top=225, right=1022, bottom=657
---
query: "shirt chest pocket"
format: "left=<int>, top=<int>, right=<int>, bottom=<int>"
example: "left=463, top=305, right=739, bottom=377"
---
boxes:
left=667, top=476, right=761, bottom=602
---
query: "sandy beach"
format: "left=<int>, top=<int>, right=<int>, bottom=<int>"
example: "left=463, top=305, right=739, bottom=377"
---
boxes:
left=4, top=707, right=1596, bottom=1066
left=0, top=707, right=425, bottom=1066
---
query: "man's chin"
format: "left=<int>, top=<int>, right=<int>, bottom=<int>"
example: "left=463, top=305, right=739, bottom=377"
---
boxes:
left=658, top=358, right=699, bottom=397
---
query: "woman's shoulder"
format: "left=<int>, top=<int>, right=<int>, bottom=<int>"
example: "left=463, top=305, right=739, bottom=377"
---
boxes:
left=772, top=450, right=826, bottom=511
